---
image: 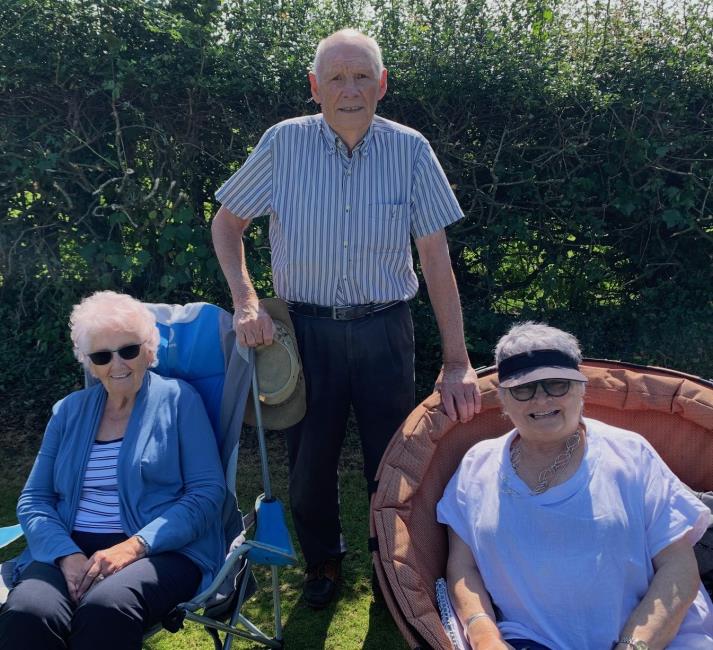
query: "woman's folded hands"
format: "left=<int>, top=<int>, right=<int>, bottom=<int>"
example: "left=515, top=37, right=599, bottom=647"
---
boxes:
left=59, top=537, right=147, bottom=602
left=58, top=552, right=89, bottom=603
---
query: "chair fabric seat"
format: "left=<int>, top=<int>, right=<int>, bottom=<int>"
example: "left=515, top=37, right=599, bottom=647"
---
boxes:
left=0, top=560, right=16, bottom=605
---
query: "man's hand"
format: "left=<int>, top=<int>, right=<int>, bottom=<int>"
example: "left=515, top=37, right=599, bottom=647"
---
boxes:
left=435, top=362, right=481, bottom=423
left=416, top=230, right=481, bottom=423
left=75, top=537, right=145, bottom=600
left=234, top=300, right=275, bottom=348
left=212, top=206, right=271, bottom=347
left=58, top=552, right=89, bottom=603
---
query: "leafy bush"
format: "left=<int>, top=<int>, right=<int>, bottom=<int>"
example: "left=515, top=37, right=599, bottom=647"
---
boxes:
left=1, top=0, right=712, bottom=425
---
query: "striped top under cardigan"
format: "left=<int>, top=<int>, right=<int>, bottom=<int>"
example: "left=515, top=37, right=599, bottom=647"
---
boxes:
left=73, top=438, right=124, bottom=534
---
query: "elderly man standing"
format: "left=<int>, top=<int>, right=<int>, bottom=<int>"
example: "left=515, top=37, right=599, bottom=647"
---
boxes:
left=212, top=29, right=480, bottom=608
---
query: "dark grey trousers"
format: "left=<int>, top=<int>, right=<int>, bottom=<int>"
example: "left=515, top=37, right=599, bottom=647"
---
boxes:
left=285, top=301, right=416, bottom=568
left=0, top=533, right=200, bottom=650
left=508, top=640, right=552, bottom=650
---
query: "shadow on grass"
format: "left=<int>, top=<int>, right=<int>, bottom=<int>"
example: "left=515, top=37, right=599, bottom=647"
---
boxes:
left=280, top=594, right=337, bottom=649
left=362, top=600, right=408, bottom=650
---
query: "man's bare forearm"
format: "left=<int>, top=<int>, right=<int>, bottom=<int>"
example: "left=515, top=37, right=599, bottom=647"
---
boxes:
left=415, top=229, right=469, bottom=366
left=211, top=205, right=257, bottom=311
left=416, top=229, right=481, bottom=421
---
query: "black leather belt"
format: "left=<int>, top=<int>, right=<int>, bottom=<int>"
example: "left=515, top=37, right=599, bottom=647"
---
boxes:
left=287, top=300, right=402, bottom=321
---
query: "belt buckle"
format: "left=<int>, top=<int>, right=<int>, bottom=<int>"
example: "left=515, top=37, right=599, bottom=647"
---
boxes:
left=332, top=306, right=345, bottom=320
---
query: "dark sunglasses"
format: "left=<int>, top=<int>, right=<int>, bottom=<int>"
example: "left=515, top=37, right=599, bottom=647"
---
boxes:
left=509, top=379, right=572, bottom=402
left=88, top=343, right=143, bottom=366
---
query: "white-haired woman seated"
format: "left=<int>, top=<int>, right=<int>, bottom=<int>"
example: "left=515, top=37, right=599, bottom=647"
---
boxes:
left=437, top=322, right=713, bottom=650
left=0, top=291, right=225, bottom=650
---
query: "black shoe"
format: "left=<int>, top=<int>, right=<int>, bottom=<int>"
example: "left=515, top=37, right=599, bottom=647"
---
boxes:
left=303, top=557, right=341, bottom=609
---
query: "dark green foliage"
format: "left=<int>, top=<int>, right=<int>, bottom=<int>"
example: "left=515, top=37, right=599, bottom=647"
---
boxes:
left=1, top=0, right=712, bottom=426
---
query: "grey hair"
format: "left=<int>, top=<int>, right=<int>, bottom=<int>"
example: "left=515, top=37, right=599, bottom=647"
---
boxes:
left=70, top=290, right=159, bottom=369
left=494, top=321, right=583, bottom=366
left=311, top=29, right=384, bottom=80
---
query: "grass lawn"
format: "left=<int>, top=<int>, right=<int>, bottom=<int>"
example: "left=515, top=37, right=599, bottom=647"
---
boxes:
left=0, top=419, right=409, bottom=650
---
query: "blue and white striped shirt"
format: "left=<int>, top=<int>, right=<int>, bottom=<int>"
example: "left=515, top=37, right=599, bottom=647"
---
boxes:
left=215, top=114, right=464, bottom=306
left=73, top=438, right=124, bottom=534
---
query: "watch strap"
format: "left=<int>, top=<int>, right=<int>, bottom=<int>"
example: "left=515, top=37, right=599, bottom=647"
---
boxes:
left=616, top=637, right=648, bottom=650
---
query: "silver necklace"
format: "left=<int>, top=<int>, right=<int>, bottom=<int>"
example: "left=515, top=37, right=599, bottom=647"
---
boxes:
left=510, top=430, right=581, bottom=495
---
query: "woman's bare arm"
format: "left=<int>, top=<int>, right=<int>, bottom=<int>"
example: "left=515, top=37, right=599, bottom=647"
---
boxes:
left=447, top=527, right=513, bottom=650
left=615, top=537, right=700, bottom=650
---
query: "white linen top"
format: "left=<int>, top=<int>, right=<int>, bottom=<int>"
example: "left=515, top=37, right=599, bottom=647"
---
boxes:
left=436, top=417, right=713, bottom=649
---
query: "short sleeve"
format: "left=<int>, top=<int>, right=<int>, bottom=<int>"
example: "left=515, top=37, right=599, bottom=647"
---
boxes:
left=437, top=461, right=474, bottom=549
left=643, top=444, right=711, bottom=558
left=215, top=125, right=276, bottom=220
left=410, top=141, right=464, bottom=239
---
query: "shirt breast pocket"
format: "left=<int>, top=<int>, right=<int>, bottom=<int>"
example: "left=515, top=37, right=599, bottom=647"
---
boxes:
left=366, top=203, right=410, bottom=253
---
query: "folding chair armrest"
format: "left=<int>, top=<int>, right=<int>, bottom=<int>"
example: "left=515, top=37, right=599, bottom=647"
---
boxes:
left=243, top=510, right=255, bottom=532
left=0, top=524, right=23, bottom=550
left=245, top=539, right=297, bottom=564
left=0, top=525, right=22, bottom=607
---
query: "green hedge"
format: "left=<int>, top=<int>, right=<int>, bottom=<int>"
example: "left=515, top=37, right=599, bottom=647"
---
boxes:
left=1, top=0, right=712, bottom=422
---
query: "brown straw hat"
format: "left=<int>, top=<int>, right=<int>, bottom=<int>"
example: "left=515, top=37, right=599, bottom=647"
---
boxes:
left=243, top=298, right=306, bottom=430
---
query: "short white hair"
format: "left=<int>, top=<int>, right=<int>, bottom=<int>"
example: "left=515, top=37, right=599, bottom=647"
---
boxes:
left=70, top=290, right=159, bottom=368
left=311, top=29, right=384, bottom=80
left=494, top=321, right=583, bottom=366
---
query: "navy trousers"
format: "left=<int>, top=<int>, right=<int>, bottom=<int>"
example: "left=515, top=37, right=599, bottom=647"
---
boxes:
left=0, top=533, right=200, bottom=650
left=285, top=301, right=416, bottom=567
left=508, top=640, right=552, bottom=650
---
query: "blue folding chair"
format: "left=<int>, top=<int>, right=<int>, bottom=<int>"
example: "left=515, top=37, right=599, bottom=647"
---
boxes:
left=0, top=302, right=296, bottom=649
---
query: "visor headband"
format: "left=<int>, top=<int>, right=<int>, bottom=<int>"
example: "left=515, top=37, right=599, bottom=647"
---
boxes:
left=498, top=349, right=580, bottom=383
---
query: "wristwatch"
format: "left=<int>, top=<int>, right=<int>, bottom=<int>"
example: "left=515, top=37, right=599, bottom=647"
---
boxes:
left=615, top=637, right=650, bottom=650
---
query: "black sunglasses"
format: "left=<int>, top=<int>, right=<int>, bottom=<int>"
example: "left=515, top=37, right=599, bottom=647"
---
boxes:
left=88, top=343, right=143, bottom=366
left=509, top=379, right=572, bottom=402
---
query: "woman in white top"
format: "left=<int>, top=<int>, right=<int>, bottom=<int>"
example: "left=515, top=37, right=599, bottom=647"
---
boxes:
left=437, top=322, right=713, bottom=650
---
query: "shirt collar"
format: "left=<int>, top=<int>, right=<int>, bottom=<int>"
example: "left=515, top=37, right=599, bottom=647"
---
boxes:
left=319, top=115, right=373, bottom=157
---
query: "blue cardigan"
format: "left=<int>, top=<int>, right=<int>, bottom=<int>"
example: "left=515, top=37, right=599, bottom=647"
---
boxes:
left=15, top=371, right=226, bottom=594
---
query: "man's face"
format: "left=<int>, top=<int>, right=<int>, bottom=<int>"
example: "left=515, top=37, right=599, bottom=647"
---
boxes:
left=309, top=40, right=387, bottom=146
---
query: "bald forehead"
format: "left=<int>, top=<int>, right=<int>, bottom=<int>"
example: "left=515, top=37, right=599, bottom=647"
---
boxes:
left=313, top=32, right=383, bottom=79
left=322, top=32, right=371, bottom=53
left=321, top=41, right=377, bottom=71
